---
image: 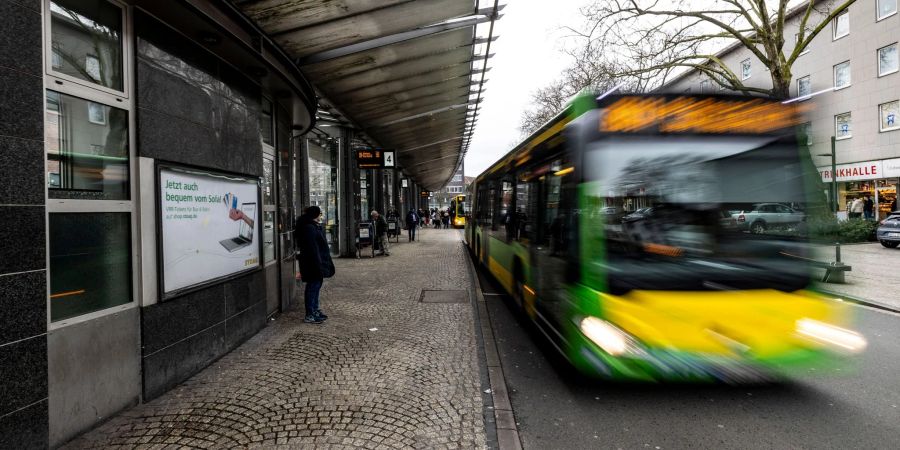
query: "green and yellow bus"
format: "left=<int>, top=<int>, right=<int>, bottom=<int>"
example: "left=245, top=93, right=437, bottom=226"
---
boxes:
left=466, top=93, right=866, bottom=382
left=450, top=194, right=467, bottom=228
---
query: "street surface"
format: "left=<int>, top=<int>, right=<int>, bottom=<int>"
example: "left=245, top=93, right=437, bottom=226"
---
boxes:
left=67, top=229, right=488, bottom=449
left=475, top=256, right=900, bottom=449
left=812, top=242, right=900, bottom=310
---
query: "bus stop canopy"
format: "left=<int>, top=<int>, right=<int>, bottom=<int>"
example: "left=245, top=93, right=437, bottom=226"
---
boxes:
left=235, top=0, right=501, bottom=190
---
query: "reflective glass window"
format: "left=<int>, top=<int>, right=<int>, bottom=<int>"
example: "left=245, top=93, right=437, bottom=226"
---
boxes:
left=741, top=59, right=751, bottom=80
left=833, top=11, right=849, bottom=39
left=879, top=0, right=897, bottom=19
left=878, top=44, right=898, bottom=76
left=263, top=156, right=276, bottom=263
left=49, top=0, right=124, bottom=91
left=880, top=101, right=899, bottom=132
left=45, top=90, right=129, bottom=200
left=833, top=61, right=851, bottom=89
left=836, top=112, right=852, bottom=139
left=50, top=213, right=131, bottom=322
left=307, top=137, right=340, bottom=255
left=260, top=98, right=274, bottom=146
left=797, top=76, right=811, bottom=97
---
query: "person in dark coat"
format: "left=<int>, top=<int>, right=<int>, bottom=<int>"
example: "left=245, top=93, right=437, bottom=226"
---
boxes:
left=371, top=210, right=390, bottom=256
left=406, top=209, right=419, bottom=242
left=295, top=206, right=335, bottom=324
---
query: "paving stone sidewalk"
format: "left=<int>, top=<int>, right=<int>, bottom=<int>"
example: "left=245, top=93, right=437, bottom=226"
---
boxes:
left=811, top=242, right=900, bottom=311
left=67, top=228, right=488, bottom=449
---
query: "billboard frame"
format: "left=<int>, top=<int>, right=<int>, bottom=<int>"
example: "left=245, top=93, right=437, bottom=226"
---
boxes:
left=155, top=161, right=263, bottom=301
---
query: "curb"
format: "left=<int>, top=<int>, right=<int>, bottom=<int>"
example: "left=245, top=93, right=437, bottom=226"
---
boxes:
left=464, top=243, right=523, bottom=450
left=814, top=288, right=900, bottom=314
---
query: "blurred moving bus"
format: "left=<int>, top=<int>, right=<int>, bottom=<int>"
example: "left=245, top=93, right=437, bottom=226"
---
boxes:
left=450, top=194, right=467, bottom=228
left=466, top=93, right=866, bottom=382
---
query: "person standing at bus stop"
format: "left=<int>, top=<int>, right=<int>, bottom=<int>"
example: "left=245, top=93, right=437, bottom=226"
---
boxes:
left=295, top=206, right=335, bottom=324
left=406, top=208, right=419, bottom=242
left=371, top=210, right=390, bottom=256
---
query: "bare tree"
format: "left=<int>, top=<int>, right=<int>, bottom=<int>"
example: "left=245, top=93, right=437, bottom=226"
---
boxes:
left=579, top=0, right=855, bottom=99
left=519, top=43, right=649, bottom=136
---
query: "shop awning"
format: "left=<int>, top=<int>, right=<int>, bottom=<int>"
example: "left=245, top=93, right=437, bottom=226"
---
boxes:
left=234, top=0, right=500, bottom=190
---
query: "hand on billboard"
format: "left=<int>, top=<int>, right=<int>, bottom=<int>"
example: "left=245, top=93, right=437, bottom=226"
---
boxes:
left=228, top=207, right=254, bottom=227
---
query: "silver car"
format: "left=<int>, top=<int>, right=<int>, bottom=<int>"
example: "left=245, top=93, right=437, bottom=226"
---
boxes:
left=877, top=212, right=900, bottom=248
left=732, top=203, right=805, bottom=233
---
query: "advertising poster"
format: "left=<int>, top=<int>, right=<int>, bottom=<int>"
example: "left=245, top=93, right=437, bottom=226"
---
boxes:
left=160, top=166, right=260, bottom=295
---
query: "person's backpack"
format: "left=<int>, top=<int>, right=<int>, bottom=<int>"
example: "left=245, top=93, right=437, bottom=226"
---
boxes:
left=406, top=211, right=416, bottom=224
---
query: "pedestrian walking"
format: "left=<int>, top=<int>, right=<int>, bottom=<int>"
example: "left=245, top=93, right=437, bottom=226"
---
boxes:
left=371, top=210, right=390, bottom=256
left=295, top=206, right=335, bottom=324
left=442, top=209, right=450, bottom=229
left=406, top=208, right=419, bottom=241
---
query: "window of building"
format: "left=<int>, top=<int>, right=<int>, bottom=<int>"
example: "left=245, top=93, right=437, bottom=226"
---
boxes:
left=45, top=90, right=129, bottom=200
left=260, top=98, right=274, bottom=146
left=833, top=10, right=849, bottom=40
left=87, top=101, right=106, bottom=125
left=833, top=61, right=851, bottom=89
left=452, top=174, right=462, bottom=182
left=795, top=30, right=811, bottom=55
left=48, top=0, right=125, bottom=92
left=45, top=0, right=135, bottom=326
left=878, top=0, right=897, bottom=20
left=797, top=75, right=811, bottom=98
left=835, top=112, right=852, bottom=139
left=878, top=43, right=899, bottom=77
left=741, top=59, right=751, bottom=80
left=51, top=42, right=62, bottom=69
left=800, top=122, right=813, bottom=146
left=262, top=155, right=276, bottom=264
left=49, top=213, right=132, bottom=322
left=880, top=100, right=899, bottom=132
left=699, top=79, right=711, bottom=93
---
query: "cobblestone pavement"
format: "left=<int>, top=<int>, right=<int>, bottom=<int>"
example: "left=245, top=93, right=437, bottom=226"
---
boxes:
left=67, top=228, right=488, bottom=449
left=812, top=242, right=900, bottom=311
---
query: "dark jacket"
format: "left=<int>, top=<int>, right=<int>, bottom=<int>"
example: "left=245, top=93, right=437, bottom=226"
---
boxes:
left=405, top=211, right=418, bottom=227
left=295, top=214, right=335, bottom=281
left=373, top=215, right=388, bottom=236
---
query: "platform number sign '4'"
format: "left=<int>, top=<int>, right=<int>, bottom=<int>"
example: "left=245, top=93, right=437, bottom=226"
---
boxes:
left=384, top=151, right=395, bottom=167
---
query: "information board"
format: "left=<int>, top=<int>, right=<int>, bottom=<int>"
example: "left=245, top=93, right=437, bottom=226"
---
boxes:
left=159, top=166, right=260, bottom=295
left=356, top=149, right=396, bottom=168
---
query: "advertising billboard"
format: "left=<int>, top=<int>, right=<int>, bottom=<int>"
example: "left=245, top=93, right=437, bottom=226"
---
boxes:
left=159, top=166, right=260, bottom=296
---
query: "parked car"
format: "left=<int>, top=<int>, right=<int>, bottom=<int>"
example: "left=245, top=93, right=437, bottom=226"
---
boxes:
left=877, top=212, right=900, bottom=248
left=732, top=203, right=805, bottom=233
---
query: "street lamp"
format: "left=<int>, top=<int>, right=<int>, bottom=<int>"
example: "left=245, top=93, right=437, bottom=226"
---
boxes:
left=817, top=136, right=838, bottom=214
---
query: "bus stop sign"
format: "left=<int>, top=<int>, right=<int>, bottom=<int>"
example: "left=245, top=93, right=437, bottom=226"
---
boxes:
left=357, top=149, right=395, bottom=169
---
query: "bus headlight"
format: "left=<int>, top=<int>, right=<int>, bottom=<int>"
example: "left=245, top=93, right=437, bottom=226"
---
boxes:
left=795, top=318, right=867, bottom=353
left=579, top=316, right=642, bottom=356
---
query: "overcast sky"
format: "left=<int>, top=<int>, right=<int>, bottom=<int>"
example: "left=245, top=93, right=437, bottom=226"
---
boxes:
left=465, top=0, right=591, bottom=177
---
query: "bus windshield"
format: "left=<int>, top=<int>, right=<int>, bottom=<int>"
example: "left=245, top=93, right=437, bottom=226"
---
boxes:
left=584, top=135, right=818, bottom=294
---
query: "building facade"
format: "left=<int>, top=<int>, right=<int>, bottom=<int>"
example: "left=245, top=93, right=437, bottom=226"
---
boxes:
left=430, top=162, right=465, bottom=210
left=664, top=0, right=900, bottom=219
left=0, top=0, right=323, bottom=446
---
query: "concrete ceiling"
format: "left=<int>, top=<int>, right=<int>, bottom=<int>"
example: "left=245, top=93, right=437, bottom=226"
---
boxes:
left=234, top=0, right=498, bottom=190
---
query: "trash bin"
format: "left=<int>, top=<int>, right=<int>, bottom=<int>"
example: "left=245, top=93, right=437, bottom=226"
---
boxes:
left=356, top=222, right=375, bottom=258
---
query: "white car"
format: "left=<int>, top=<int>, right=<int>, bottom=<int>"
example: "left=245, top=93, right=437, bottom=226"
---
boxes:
left=732, top=203, right=805, bottom=233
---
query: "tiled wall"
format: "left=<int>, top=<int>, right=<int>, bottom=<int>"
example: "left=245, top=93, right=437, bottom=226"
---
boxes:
left=134, top=12, right=269, bottom=400
left=0, top=0, right=49, bottom=448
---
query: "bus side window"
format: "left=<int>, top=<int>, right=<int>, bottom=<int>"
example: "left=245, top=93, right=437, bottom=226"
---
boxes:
left=543, top=172, right=563, bottom=254
left=500, top=180, right=513, bottom=240
left=489, top=186, right=497, bottom=231
left=516, top=177, right=530, bottom=241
